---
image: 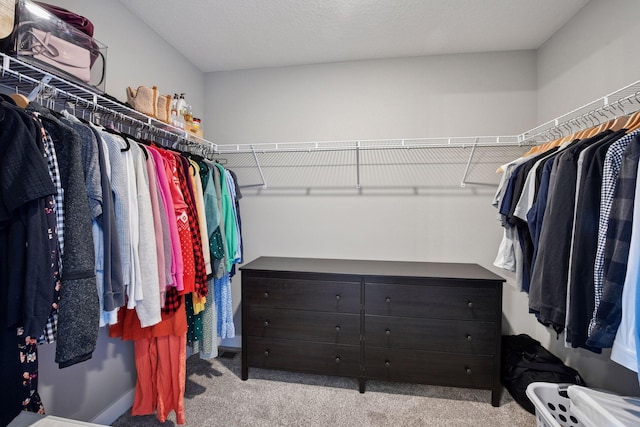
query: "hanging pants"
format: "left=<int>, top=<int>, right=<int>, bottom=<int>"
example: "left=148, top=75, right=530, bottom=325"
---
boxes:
left=133, top=334, right=186, bottom=424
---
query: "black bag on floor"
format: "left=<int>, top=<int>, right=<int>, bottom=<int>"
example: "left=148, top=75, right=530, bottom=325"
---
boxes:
left=501, top=334, right=586, bottom=414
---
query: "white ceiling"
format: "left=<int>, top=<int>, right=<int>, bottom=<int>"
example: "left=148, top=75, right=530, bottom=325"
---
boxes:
left=120, top=0, right=590, bottom=73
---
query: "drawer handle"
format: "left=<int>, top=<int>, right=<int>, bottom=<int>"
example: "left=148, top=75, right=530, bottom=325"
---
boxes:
left=264, top=292, right=269, bottom=298
left=385, top=297, right=391, bottom=304
left=466, top=334, right=472, bottom=341
left=467, top=301, right=473, bottom=309
left=335, top=356, right=341, bottom=364
left=264, top=320, right=270, bottom=327
left=465, top=367, right=472, bottom=375
left=335, top=294, right=341, bottom=301
left=384, top=360, right=391, bottom=368
left=385, top=329, right=391, bottom=336
left=335, top=325, right=341, bottom=332
left=264, top=350, right=270, bottom=357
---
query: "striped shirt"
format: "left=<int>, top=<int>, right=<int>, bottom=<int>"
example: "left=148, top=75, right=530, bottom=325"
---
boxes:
left=590, top=130, right=640, bottom=335
left=588, top=132, right=640, bottom=348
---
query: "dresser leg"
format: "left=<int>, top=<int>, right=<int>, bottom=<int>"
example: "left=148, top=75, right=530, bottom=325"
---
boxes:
left=491, top=387, right=501, bottom=407
left=241, top=357, right=248, bottom=380
left=359, top=378, right=365, bottom=393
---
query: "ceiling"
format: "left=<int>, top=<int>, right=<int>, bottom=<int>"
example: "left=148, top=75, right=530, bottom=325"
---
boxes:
left=120, top=0, right=590, bottom=73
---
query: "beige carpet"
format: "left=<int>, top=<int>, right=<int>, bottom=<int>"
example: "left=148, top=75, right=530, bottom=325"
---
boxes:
left=112, top=350, right=536, bottom=426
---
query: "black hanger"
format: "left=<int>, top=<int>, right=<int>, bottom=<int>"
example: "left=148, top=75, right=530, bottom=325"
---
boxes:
left=138, top=143, right=149, bottom=160
left=75, top=114, right=92, bottom=125
left=49, top=109, right=65, bottom=119
left=0, top=94, right=17, bottom=106
left=102, top=127, right=131, bottom=152
left=120, top=135, right=132, bottom=152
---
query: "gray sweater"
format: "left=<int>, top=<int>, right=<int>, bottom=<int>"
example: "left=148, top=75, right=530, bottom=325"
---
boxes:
left=37, top=112, right=99, bottom=368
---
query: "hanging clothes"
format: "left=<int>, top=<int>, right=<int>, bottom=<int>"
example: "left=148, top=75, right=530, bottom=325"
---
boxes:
left=564, top=130, right=623, bottom=352
left=588, top=133, right=640, bottom=348
left=0, top=91, right=243, bottom=424
left=531, top=130, right=622, bottom=332
left=611, top=159, right=640, bottom=371
left=109, top=297, right=188, bottom=425
left=89, top=124, right=125, bottom=326
left=130, top=142, right=161, bottom=327
left=0, top=101, right=57, bottom=423
left=27, top=105, right=100, bottom=369
left=493, top=120, right=640, bottom=382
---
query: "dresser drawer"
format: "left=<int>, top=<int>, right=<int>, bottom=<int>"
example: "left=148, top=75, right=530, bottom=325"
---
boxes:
left=246, top=308, right=360, bottom=345
left=365, top=315, right=495, bottom=355
left=365, top=347, right=494, bottom=388
left=245, top=277, right=360, bottom=313
left=365, top=283, right=498, bottom=321
left=247, top=337, right=360, bottom=377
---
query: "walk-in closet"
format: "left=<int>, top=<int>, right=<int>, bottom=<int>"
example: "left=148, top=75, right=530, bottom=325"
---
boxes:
left=2, top=0, right=640, bottom=426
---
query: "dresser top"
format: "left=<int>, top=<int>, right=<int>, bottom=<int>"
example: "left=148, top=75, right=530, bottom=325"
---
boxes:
left=240, top=256, right=505, bottom=282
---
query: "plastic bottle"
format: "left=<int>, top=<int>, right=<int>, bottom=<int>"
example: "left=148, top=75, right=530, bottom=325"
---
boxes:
left=184, top=104, right=193, bottom=123
left=176, top=93, right=186, bottom=117
left=170, top=93, right=178, bottom=116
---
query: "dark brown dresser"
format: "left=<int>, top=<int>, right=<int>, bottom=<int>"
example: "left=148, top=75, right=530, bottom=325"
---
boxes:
left=240, top=256, right=505, bottom=406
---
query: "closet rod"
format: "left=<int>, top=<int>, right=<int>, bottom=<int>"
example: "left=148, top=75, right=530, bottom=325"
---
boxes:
left=215, top=80, right=640, bottom=155
left=215, top=136, right=528, bottom=154
left=518, top=80, right=640, bottom=144
left=0, top=53, right=218, bottom=155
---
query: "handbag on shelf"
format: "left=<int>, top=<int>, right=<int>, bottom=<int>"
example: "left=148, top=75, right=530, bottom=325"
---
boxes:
left=127, top=85, right=158, bottom=118
left=18, top=26, right=91, bottom=82
left=0, top=1, right=107, bottom=90
left=32, top=1, right=94, bottom=38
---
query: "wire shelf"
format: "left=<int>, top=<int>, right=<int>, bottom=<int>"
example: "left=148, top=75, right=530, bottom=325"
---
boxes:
left=0, top=53, right=216, bottom=155
left=2, top=51, right=638, bottom=191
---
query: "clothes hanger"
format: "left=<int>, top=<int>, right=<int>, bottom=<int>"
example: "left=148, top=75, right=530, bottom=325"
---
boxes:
left=621, top=92, right=640, bottom=131
left=137, top=143, right=149, bottom=160
left=9, top=93, right=29, bottom=109
left=102, top=127, right=131, bottom=152
left=579, top=110, right=600, bottom=138
left=572, top=115, right=594, bottom=139
left=6, top=79, right=29, bottom=109
left=522, top=126, right=564, bottom=158
left=589, top=106, right=615, bottom=135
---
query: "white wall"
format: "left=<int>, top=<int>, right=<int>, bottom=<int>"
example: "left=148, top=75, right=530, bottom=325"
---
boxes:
left=537, top=0, right=640, bottom=123
left=50, top=0, right=205, bottom=117
left=533, top=0, right=640, bottom=396
left=205, top=51, right=538, bottom=354
left=208, top=0, right=640, bottom=398
left=29, top=0, right=206, bottom=422
left=18, top=0, right=640, bottom=423
left=206, top=51, right=537, bottom=143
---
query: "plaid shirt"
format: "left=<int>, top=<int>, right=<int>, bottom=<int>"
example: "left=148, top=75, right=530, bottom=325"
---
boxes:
left=590, top=131, right=639, bottom=336
left=587, top=132, right=640, bottom=348
left=162, top=286, right=182, bottom=314
left=36, top=116, right=65, bottom=259
left=33, top=116, right=64, bottom=344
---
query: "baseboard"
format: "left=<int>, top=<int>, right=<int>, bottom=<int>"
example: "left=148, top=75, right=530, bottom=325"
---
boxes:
left=90, top=388, right=135, bottom=425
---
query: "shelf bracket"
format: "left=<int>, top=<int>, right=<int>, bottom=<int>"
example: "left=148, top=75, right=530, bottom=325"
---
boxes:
left=460, top=138, right=478, bottom=188
left=27, top=74, right=52, bottom=102
left=251, top=145, right=267, bottom=190
left=355, top=141, right=361, bottom=189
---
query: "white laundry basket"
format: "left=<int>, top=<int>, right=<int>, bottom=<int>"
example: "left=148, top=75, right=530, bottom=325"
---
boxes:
left=526, top=382, right=584, bottom=427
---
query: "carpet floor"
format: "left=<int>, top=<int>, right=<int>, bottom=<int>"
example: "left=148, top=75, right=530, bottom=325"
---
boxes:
left=112, top=351, right=536, bottom=426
